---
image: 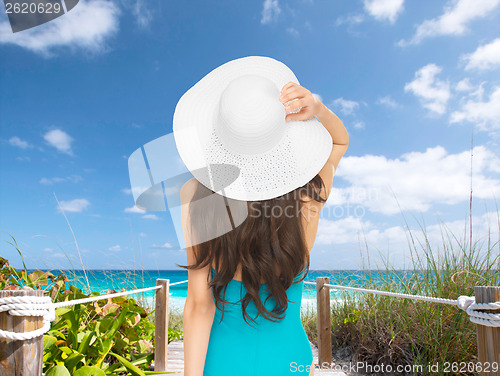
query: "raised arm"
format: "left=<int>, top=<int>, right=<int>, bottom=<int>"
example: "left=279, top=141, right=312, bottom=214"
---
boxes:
left=313, top=102, right=349, bottom=200
left=280, top=82, right=349, bottom=201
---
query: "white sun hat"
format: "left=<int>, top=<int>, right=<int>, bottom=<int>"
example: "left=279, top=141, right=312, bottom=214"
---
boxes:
left=173, top=55, right=332, bottom=201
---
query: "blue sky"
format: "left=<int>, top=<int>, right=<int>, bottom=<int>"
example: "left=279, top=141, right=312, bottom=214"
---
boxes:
left=1, top=0, right=499, bottom=270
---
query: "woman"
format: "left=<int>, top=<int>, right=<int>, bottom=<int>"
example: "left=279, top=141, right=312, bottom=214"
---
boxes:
left=173, top=56, right=349, bottom=376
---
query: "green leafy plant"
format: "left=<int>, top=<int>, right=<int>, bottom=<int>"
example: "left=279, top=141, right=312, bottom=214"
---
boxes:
left=1, top=252, right=182, bottom=375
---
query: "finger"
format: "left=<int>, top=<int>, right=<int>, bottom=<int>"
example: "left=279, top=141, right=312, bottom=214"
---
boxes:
left=280, top=86, right=298, bottom=102
left=283, top=85, right=309, bottom=100
left=282, top=85, right=306, bottom=98
left=285, top=112, right=307, bottom=121
left=281, top=81, right=298, bottom=93
left=285, top=109, right=313, bottom=122
left=280, top=88, right=305, bottom=103
left=285, top=98, right=305, bottom=112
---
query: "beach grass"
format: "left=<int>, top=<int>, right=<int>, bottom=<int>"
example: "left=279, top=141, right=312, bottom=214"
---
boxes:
left=301, top=210, right=499, bottom=376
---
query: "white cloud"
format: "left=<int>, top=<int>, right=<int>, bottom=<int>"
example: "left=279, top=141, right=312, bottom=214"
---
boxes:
left=363, top=0, right=404, bottom=23
left=124, top=205, right=146, bottom=213
left=139, top=232, right=147, bottom=237
left=43, top=129, right=74, bottom=155
left=0, top=0, right=120, bottom=57
left=122, top=186, right=150, bottom=196
left=331, top=97, right=360, bottom=115
left=316, top=216, right=372, bottom=245
left=353, top=121, right=365, bottom=129
left=334, top=14, right=365, bottom=27
left=132, top=0, right=152, bottom=29
left=404, top=64, right=450, bottom=115
left=398, top=0, right=500, bottom=46
left=316, top=216, right=410, bottom=268
left=462, top=38, right=500, bottom=71
left=326, top=145, right=500, bottom=215
left=57, top=198, right=90, bottom=213
left=39, top=175, right=83, bottom=185
left=376, top=95, right=398, bottom=108
left=9, top=136, right=32, bottom=149
left=143, top=214, right=161, bottom=220
left=108, top=245, right=122, bottom=251
left=286, top=27, right=299, bottom=37
left=450, top=86, right=500, bottom=131
left=151, top=242, right=173, bottom=249
left=261, top=0, right=281, bottom=24
left=455, top=78, right=474, bottom=92
left=315, top=211, right=498, bottom=268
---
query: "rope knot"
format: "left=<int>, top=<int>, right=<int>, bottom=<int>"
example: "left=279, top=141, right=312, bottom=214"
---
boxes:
left=457, top=295, right=475, bottom=311
left=456, top=295, right=500, bottom=328
left=0, top=295, right=54, bottom=341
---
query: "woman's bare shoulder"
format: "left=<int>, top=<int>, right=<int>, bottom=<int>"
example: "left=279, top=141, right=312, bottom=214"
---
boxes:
left=180, top=178, right=199, bottom=203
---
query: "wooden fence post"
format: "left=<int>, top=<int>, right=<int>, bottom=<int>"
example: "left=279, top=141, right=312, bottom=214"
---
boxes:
left=0, top=288, right=44, bottom=376
left=316, top=277, right=332, bottom=369
left=154, top=279, right=169, bottom=372
left=475, top=286, right=500, bottom=376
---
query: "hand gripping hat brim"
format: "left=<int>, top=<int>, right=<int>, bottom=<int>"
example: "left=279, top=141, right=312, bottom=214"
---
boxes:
left=173, top=56, right=333, bottom=201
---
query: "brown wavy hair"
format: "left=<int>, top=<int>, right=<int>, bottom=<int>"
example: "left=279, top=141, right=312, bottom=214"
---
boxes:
left=177, top=174, right=326, bottom=327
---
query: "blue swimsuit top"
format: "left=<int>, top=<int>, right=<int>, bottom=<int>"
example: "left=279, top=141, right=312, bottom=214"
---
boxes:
left=204, top=265, right=314, bottom=375
left=209, top=265, right=307, bottom=324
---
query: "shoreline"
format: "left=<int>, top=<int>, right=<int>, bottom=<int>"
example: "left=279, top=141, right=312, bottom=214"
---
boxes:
left=137, top=295, right=345, bottom=315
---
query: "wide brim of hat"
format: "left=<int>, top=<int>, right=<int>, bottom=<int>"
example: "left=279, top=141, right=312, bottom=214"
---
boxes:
left=173, top=56, right=333, bottom=201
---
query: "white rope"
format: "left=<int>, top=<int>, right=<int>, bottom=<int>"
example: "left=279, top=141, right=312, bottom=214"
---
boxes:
left=305, top=281, right=457, bottom=305
left=305, top=281, right=500, bottom=327
left=0, top=284, right=161, bottom=341
left=52, top=285, right=162, bottom=308
left=52, top=281, right=188, bottom=308
left=0, top=296, right=55, bottom=341
left=170, top=280, right=189, bottom=286
left=457, top=296, right=500, bottom=328
left=0, top=280, right=190, bottom=341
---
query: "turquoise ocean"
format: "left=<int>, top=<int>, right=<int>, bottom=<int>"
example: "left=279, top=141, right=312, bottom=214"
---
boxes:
left=32, top=269, right=408, bottom=314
